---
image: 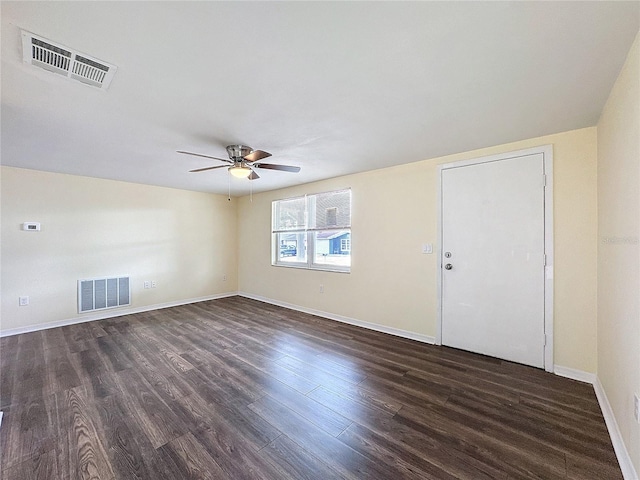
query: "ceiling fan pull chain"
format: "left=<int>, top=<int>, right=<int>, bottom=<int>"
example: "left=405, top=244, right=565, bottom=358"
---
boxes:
left=228, top=171, right=231, bottom=201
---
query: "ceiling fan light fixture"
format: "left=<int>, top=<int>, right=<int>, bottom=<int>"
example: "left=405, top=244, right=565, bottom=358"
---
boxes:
left=228, top=165, right=252, bottom=178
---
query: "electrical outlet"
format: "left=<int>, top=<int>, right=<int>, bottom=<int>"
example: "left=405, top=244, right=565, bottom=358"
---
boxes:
left=223, top=274, right=227, bottom=282
left=19, top=296, right=29, bottom=306
left=144, top=281, right=150, bottom=289
left=634, top=394, right=639, bottom=423
left=151, top=281, right=157, bottom=288
left=319, top=284, right=324, bottom=293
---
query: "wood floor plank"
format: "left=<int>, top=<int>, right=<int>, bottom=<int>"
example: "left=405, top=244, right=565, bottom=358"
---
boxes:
left=54, top=387, right=117, bottom=480
left=157, top=432, right=230, bottom=480
left=142, top=370, right=192, bottom=405
left=259, top=381, right=353, bottom=437
left=518, top=392, right=610, bottom=436
left=130, top=329, right=196, bottom=376
left=225, top=345, right=320, bottom=394
left=95, top=335, right=133, bottom=372
left=88, top=391, right=158, bottom=479
left=313, top=342, right=412, bottom=378
left=181, top=366, right=254, bottom=407
left=2, top=448, right=59, bottom=480
left=248, top=393, right=409, bottom=480
left=296, top=350, right=372, bottom=383
left=172, top=391, right=282, bottom=449
left=112, top=369, right=187, bottom=449
left=43, top=347, right=83, bottom=397
left=73, top=346, right=120, bottom=399
left=447, top=390, right=619, bottom=460
left=308, top=384, right=509, bottom=479
left=566, top=451, right=624, bottom=480
left=358, top=372, right=451, bottom=409
left=337, top=423, right=470, bottom=480
left=0, top=296, right=623, bottom=479
left=404, top=363, right=521, bottom=405
left=260, top=434, right=348, bottom=480
left=0, top=349, right=18, bottom=409
left=192, top=357, right=265, bottom=403
left=0, top=397, right=56, bottom=469
left=307, top=384, right=399, bottom=424
left=190, top=417, right=294, bottom=480
left=7, top=334, right=47, bottom=406
left=275, top=354, right=364, bottom=391
left=395, top=404, right=568, bottom=479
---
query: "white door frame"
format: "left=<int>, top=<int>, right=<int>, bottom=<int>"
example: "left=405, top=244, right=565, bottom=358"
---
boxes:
left=436, top=145, right=554, bottom=372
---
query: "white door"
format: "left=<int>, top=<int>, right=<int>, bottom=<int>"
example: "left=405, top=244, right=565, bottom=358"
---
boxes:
left=441, top=153, right=546, bottom=368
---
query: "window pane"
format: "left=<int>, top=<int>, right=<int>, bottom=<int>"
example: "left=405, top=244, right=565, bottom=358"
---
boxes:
left=273, top=196, right=306, bottom=231
left=313, top=190, right=351, bottom=229
left=313, top=230, right=351, bottom=267
left=277, top=233, right=307, bottom=264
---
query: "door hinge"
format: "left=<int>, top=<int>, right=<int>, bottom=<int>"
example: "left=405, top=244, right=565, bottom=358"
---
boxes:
left=543, top=254, right=547, bottom=266
left=542, top=174, right=547, bottom=187
left=544, top=334, right=547, bottom=346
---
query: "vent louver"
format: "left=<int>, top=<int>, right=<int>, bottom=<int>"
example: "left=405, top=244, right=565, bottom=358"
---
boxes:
left=78, top=276, right=130, bottom=313
left=22, top=31, right=117, bottom=90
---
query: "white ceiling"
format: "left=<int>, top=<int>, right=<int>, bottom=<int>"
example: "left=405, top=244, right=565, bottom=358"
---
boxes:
left=2, top=2, right=638, bottom=196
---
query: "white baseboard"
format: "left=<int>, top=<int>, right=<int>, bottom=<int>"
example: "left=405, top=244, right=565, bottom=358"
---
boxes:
left=238, top=291, right=436, bottom=345
left=553, top=365, right=596, bottom=384
left=594, top=377, right=638, bottom=480
left=0, top=292, right=238, bottom=337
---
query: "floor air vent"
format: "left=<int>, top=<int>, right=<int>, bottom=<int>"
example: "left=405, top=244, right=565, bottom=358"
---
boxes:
left=78, top=276, right=130, bottom=313
left=22, top=31, right=117, bottom=90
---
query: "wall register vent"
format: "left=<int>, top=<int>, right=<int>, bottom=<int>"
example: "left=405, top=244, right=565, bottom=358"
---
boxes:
left=21, top=30, right=117, bottom=90
left=78, top=276, right=130, bottom=313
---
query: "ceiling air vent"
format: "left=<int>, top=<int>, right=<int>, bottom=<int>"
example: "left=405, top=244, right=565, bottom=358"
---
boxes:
left=21, top=30, right=117, bottom=90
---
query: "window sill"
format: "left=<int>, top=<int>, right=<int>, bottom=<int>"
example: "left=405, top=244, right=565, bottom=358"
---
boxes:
left=272, top=262, right=351, bottom=274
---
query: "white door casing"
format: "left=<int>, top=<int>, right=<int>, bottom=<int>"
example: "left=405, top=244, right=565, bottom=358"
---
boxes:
left=437, top=146, right=554, bottom=371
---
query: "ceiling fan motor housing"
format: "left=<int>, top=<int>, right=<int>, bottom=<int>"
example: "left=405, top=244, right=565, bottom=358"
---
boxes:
left=226, top=145, right=253, bottom=161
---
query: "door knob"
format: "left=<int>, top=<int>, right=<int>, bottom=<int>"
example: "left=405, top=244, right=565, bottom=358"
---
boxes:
left=445, top=264, right=453, bottom=270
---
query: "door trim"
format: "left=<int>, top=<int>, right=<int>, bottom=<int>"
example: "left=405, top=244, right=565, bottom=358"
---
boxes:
left=436, top=145, right=554, bottom=372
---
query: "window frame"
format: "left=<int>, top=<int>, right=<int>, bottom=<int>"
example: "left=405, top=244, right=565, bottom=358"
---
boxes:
left=272, top=189, right=351, bottom=273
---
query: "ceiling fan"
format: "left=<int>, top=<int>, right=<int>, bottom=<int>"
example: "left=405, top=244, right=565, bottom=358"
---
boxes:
left=177, top=145, right=300, bottom=180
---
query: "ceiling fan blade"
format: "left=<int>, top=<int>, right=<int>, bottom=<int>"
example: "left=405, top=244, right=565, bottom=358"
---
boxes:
left=248, top=170, right=260, bottom=180
left=177, top=151, right=231, bottom=163
left=254, top=163, right=301, bottom=173
left=189, top=165, right=228, bottom=173
left=243, top=149, right=272, bottom=162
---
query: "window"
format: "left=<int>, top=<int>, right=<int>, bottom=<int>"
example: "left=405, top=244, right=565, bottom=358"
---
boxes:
left=272, top=189, right=351, bottom=272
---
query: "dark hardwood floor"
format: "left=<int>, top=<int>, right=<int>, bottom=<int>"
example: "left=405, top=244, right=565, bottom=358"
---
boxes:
left=0, top=296, right=622, bottom=479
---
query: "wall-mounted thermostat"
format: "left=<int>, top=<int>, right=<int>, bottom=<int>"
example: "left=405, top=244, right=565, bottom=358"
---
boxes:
left=22, top=222, right=41, bottom=231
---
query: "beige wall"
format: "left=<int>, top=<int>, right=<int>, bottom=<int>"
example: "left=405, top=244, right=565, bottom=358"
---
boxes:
left=597, top=31, right=640, bottom=474
left=238, top=127, right=599, bottom=373
left=2, top=131, right=600, bottom=374
left=0, top=167, right=238, bottom=333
